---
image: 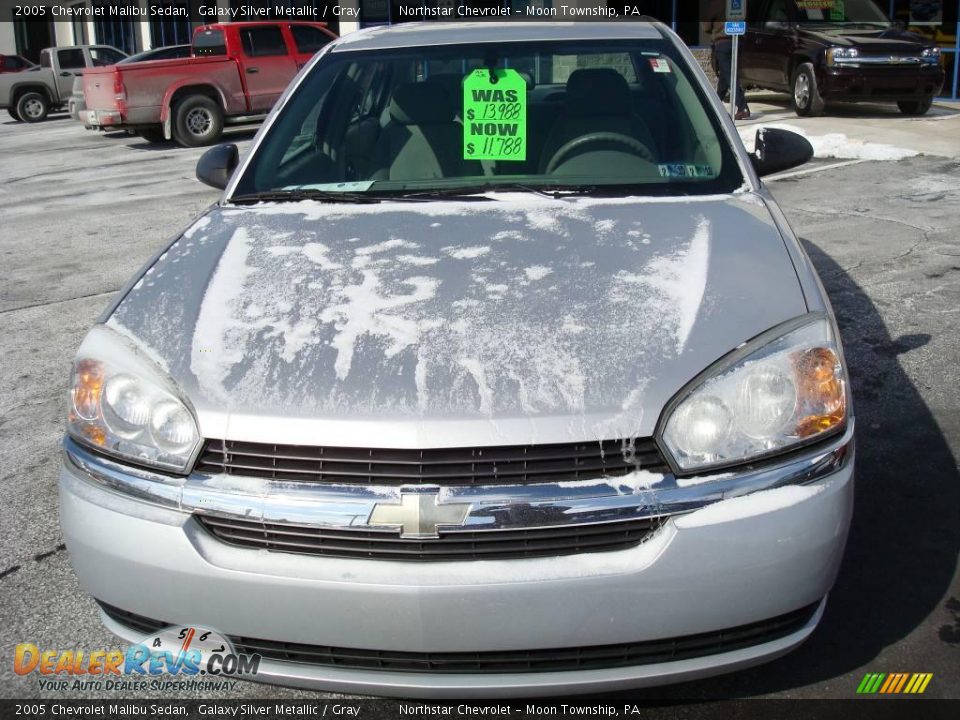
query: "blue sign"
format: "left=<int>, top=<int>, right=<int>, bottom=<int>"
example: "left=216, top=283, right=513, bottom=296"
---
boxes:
left=725, top=21, right=747, bottom=35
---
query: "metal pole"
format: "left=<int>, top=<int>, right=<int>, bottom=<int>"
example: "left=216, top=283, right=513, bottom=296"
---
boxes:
left=730, top=34, right=739, bottom=118
left=954, top=20, right=959, bottom=100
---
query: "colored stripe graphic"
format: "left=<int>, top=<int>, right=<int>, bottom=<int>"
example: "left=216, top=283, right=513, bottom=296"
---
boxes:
left=857, top=672, right=932, bottom=694
left=893, top=673, right=909, bottom=693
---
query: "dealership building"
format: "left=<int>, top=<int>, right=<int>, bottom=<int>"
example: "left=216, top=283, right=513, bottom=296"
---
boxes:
left=0, top=0, right=958, bottom=99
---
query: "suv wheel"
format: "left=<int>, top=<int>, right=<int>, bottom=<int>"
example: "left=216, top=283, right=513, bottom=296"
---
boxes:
left=16, top=91, right=49, bottom=123
left=792, top=63, right=824, bottom=117
left=897, top=97, right=933, bottom=116
left=173, top=95, right=223, bottom=147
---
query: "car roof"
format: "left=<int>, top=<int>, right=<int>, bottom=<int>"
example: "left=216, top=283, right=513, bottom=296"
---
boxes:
left=330, top=21, right=665, bottom=53
left=42, top=45, right=123, bottom=52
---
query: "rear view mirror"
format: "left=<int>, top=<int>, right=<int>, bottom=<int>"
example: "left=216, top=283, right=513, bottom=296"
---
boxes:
left=750, top=128, right=814, bottom=177
left=196, top=143, right=239, bottom=190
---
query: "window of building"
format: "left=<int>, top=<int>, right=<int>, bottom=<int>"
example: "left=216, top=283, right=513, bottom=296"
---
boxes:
left=149, top=4, right=193, bottom=47
left=13, top=19, right=54, bottom=63
left=71, top=4, right=89, bottom=45
left=93, top=2, right=141, bottom=55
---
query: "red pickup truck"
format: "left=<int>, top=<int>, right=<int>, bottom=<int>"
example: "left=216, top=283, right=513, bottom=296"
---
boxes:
left=83, top=21, right=335, bottom=147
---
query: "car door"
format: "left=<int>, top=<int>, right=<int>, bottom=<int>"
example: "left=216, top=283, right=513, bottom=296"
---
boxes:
left=55, top=48, right=86, bottom=100
left=237, top=25, right=298, bottom=113
left=743, top=0, right=796, bottom=89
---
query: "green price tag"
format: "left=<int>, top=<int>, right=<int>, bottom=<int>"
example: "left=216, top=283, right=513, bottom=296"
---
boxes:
left=829, top=0, right=845, bottom=20
left=463, top=68, right=527, bottom=162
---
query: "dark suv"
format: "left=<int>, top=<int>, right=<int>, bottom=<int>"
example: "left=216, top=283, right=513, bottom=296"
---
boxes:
left=741, top=0, right=944, bottom=115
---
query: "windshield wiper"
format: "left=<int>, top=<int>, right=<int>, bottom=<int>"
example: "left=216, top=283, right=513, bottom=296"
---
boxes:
left=383, top=188, right=496, bottom=201
left=392, top=184, right=600, bottom=200
left=228, top=189, right=382, bottom=205
left=230, top=188, right=498, bottom=205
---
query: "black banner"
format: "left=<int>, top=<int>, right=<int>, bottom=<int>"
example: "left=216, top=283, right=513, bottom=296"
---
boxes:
left=1, top=700, right=959, bottom=720
left=5, top=1, right=926, bottom=25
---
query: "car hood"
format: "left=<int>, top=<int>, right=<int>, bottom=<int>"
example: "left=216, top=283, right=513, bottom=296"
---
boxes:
left=799, top=25, right=932, bottom=52
left=106, top=193, right=808, bottom=446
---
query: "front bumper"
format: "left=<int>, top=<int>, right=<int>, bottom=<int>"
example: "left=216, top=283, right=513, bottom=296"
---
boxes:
left=820, top=64, right=944, bottom=101
left=59, top=432, right=854, bottom=697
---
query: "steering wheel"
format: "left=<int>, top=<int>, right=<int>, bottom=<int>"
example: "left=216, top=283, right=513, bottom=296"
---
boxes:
left=544, top=132, right=655, bottom=175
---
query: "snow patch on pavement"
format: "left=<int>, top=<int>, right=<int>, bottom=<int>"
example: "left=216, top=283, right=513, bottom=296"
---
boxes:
left=740, top=123, right=919, bottom=161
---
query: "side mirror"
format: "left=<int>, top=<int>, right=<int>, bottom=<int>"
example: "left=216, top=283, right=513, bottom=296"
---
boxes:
left=750, top=128, right=813, bottom=177
left=196, top=143, right=239, bottom=190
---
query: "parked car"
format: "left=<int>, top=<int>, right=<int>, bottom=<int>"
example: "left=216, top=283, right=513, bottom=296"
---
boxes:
left=82, top=22, right=335, bottom=146
left=62, top=22, right=853, bottom=696
left=0, top=54, right=36, bottom=74
left=69, top=45, right=192, bottom=126
left=0, top=45, right=126, bottom=122
left=119, top=44, right=193, bottom=65
left=741, top=0, right=944, bottom=115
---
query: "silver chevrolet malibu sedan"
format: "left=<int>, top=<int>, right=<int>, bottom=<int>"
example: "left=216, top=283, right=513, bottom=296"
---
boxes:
left=61, top=22, right=853, bottom=697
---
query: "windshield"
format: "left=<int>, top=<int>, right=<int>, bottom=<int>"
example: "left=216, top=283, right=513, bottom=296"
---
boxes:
left=231, top=38, right=744, bottom=200
left=794, top=0, right=889, bottom=24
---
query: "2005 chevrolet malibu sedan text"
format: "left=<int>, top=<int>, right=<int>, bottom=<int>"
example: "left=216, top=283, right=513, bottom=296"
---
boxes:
left=60, top=22, right=853, bottom=697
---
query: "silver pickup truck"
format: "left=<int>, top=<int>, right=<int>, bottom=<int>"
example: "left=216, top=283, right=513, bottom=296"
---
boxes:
left=0, top=45, right=126, bottom=122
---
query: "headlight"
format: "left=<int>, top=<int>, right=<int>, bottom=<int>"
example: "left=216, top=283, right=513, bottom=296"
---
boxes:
left=921, top=47, right=941, bottom=63
left=826, top=47, right=859, bottom=65
left=68, top=326, right=200, bottom=473
left=660, top=317, right=848, bottom=473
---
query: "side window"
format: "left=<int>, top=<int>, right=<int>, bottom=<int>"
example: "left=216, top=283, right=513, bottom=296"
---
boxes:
left=58, top=49, right=86, bottom=70
left=90, top=48, right=125, bottom=66
left=291, top=26, right=332, bottom=55
left=241, top=27, right=288, bottom=57
left=193, top=29, right=226, bottom=56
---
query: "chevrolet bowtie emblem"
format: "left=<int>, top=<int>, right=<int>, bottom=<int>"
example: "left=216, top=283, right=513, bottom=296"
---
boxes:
left=368, top=491, right=471, bottom=539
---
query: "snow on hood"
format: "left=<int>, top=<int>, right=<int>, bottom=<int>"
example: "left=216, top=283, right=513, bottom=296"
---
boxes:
left=107, top=195, right=805, bottom=436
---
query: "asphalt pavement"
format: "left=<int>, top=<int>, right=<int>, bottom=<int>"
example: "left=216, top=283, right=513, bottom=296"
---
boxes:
left=0, top=110, right=957, bottom=702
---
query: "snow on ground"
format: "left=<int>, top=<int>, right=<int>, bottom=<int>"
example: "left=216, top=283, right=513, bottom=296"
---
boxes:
left=739, top=123, right=919, bottom=161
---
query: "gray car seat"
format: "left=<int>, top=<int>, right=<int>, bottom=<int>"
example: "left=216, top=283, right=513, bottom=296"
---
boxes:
left=539, top=68, right=659, bottom=173
left=370, top=82, right=483, bottom=181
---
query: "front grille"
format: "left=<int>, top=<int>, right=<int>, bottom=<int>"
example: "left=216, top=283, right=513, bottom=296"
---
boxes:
left=194, top=438, right=669, bottom=486
left=195, top=515, right=663, bottom=561
left=99, top=601, right=819, bottom=674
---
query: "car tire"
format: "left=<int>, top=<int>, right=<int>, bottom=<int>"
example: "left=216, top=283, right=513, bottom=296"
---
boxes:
left=136, top=127, right=167, bottom=144
left=792, top=63, right=824, bottom=117
left=16, top=91, right=49, bottom=123
left=8, top=106, right=22, bottom=122
left=897, top=97, right=933, bottom=115
left=173, top=95, right=223, bottom=147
